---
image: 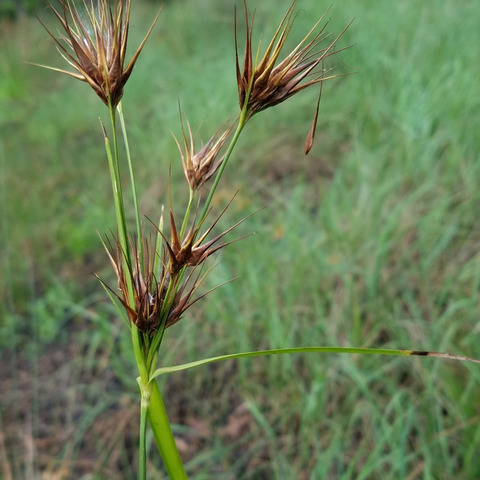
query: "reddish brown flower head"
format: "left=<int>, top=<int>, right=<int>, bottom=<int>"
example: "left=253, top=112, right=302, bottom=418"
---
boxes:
left=39, top=0, right=159, bottom=107
left=235, top=0, right=351, bottom=118
left=99, top=208, right=244, bottom=337
left=100, top=235, right=164, bottom=334
left=174, top=112, right=234, bottom=192
left=159, top=194, right=247, bottom=276
left=99, top=233, right=198, bottom=335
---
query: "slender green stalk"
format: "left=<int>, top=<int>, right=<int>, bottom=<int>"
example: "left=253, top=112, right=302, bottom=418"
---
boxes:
left=132, top=328, right=148, bottom=383
left=148, top=381, right=189, bottom=479
left=111, top=105, right=153, bottom=479
left=115, top=103, right=150, bottom=387
left=104, top=104, right=148, bottom=384
left=117, top=101, right=143, bottom=266
left=138, top=379, right=153, bottom=480
left=106, top=102, right=149, bottom=478
left=102, top=127, right=146, bottom=383
left=146, top=327, right=166, bottom=375
left=199, top=107, right=248, bottom=223
left=153, top=209, right=164, bottom=278
left=102, top=123, right=129, bottom=267
left=106, top=103, right=131, bottom=268
left=110, top=99, right=185, bottom=474
left=179, top=188, right=196, bottom=238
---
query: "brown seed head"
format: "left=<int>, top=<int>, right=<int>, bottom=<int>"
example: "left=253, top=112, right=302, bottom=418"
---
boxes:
left=99, top=212, right=243, bottom=336
left=235, top=1, right=351, bottom=118
left=38, top=0, right=160, bottom=107
left=98, top=194, right=254, bottom=337
left=101, top=235, right=165, bottom=334
left=99, top=233, right=193, bottom=335
left=159, top=193, right=246, bottom=276
left=174, top=111, right=234, bottom=192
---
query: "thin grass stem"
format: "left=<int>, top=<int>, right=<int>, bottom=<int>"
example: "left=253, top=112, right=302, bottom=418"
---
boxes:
left=138, top=379, right=152, bottom=480
left=108, top=100, right=150, bottom=476
left=102, top=123, right=129, bottom=266
left=180, top=188, right=196, bottom=238
left=199, top=108, right=248, bottom=223
left=104, top=104, right=148, bottom=383
left=106, top=103, right=131, bottom=269
left=117, top=101, right=144, bottom=269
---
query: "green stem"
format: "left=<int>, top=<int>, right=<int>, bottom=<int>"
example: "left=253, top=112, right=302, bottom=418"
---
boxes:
left=199, top=107, right=248, bottom=223
left=116, top=102, right=149, bottom=383
left=102, top=122, right=129, bottom=268
left=153, top=209, right=164, bottom=278
left=179, top=188, right=195, bottom=238
left=148, top=381, right=188, bottom=479
left=104, top=103, right=147, bottom=383
left=109, top=104, right=151, bottom=479
left=138, top=379, right=153, bottom=480
left=104, top=106, right=148, bottom=477
left=106, top=103, right=131, bottom=268
left=132, top=326, right=148, bottom=383
left=117, top=101, right=143, bottom=267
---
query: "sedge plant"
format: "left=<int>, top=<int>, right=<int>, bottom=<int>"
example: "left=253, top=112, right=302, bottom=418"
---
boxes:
left=36, top=0, right=480, bottom=478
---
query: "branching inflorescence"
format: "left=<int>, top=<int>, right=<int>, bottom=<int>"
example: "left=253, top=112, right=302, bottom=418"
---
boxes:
left=39, top=0, right=350, bottom=342
left=37, top=2, right=480, bottom=478
left=38, top=1, right=352, bottom=477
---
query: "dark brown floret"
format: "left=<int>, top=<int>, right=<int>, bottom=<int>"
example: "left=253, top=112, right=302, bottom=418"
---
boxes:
left=38, top=0, right=159, bottom=107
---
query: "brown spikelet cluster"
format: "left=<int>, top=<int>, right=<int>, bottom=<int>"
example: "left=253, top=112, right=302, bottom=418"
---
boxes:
left=100, top=198, right=247, bottom=336
left=38, top=0, right=159, bottom=107
left=174, top=111, right=234, bottom=192
left=235, top=0, right=351, bottom=121
left=101, top=233, right=205, bottom=334
left=161, top=195, right=247, bottom=276
left=102, top=235, right=166, bottom=333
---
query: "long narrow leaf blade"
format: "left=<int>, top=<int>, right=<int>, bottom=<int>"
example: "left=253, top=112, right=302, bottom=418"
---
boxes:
left=150, top=346, right=480, bottom=381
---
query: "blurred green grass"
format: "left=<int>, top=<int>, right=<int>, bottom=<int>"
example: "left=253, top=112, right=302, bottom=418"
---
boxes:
left=1, top=0, right=480, bottom=478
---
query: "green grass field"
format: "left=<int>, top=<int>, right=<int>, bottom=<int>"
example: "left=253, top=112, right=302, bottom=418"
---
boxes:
left=1, top=0, right=480, bottom=478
